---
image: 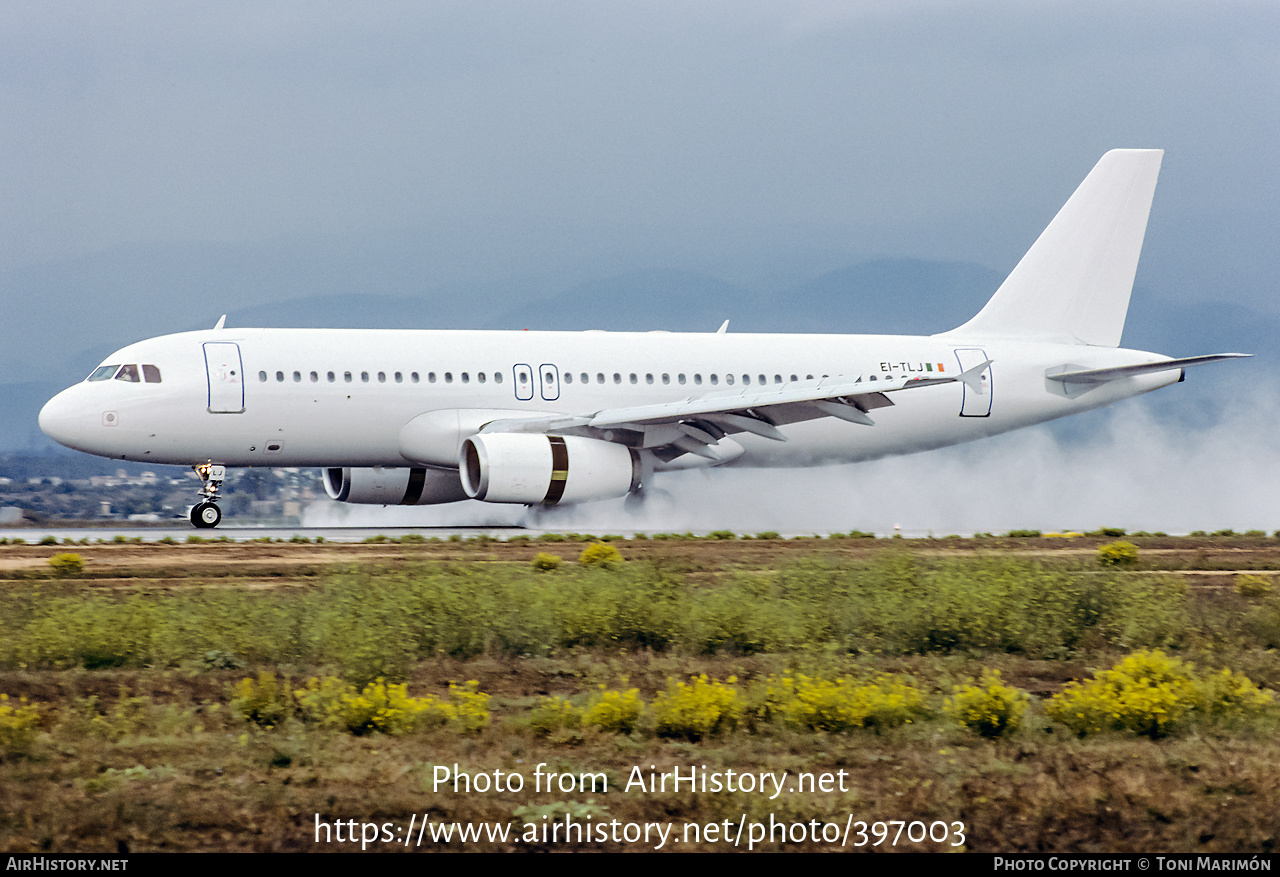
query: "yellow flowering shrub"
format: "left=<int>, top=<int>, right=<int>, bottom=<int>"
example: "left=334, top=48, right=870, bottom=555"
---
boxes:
left=653, top=675, right=742, bottom=740
left=1046, top=650, right=1270, bottom=738
left=1097, top=541, right=1139, bottom=566
left=47, top=553, right=84, bottom=577
left=231, top=671, right=291, bottom=727
left=1235, top=574, right=1273, bottom=598
left=295, top=677, right=490, bottom=735
left=0, top=694, right=40, bottom=756
left=946, top=671, right=1028, bottom=738
left=582, top=686, right=644, bottom=734
left=759, top=674, right=926, bottom=733
left=579, top=542, right=624, bottom=569
left=531, top=552, right=561, bottom=571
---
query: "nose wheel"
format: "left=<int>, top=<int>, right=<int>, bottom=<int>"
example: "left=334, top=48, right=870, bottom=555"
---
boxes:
left=191, top=463, right=227, bottom=529
left=191, top=501, right=222, bottom=529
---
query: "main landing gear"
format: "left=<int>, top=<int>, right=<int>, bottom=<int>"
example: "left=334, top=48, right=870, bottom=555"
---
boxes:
left=191, top=463, right=226, bottom=529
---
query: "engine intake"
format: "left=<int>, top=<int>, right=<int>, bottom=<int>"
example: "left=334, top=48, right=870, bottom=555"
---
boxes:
left=323, top=466, right=468, bottom=505
left=460, top=434, right=640, bottom=504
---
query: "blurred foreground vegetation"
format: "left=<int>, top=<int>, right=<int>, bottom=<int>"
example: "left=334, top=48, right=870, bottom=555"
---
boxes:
left=2, top=536, right=1279, bottom=852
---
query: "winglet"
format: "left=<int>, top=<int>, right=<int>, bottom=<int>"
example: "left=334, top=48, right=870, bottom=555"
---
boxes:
left=213, top=315, right=227, bottom=330
left=716, top=320, right=729, bottom=334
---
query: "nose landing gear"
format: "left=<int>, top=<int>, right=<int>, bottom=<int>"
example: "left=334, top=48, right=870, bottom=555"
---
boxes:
left=191, top=463, right=226, bottom=529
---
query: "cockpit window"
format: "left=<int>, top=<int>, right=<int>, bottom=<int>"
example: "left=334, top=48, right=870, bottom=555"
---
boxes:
left=114, top=364, right=141, bottom=383
left=142, top=364, right=162, bottom=383
left=88, top=365, right=119, bottom=382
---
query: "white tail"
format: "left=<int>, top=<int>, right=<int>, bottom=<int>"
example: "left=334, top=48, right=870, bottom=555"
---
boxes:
left=944, top=149, right=1163, bottom=347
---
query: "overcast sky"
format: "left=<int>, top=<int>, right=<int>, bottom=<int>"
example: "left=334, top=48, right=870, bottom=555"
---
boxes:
left=3, top=1, right=1277, bottom=301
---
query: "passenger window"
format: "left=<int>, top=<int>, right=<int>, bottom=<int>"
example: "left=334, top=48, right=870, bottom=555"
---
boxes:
left=327, top=371, right=336, bottom=382
left=694, top=374, right=702, bottom=385
left=494, top=372, right=503, bottom=384
left=613, top=373, right=621, bottom=384
left=344, top=372, right=352, bottom=383
left=258, top=371, right=268, bottom=382
left=580, top=373, right=588, bottom=384
left=710, top=375, right=719, bottom=385
left=461, top=373, right=470, bottom=383
left=662, top=374, right=670, bottom=385
left=629, top=373, right=637, bottom=384
left=597, top=373, right=605, bottom=384
left=378, top=372, right=386, bottom=383
left=725, top=375, right=734, bottom=385
left=142, top=365, right=162, bottom=383
left=360, top=371, right=369, bottom=383
left=310, top=371, right=318, bottom=382
left=88, top=365, right=119, bottom=382
left=394, top=372, right=403, bottom=383
left=276, top=371, right=284, bottom=382
left=445, top=372, right=453, bottom=383
left=678, top=374, right=686, bottom=385
left=646, top=373, right=654, bottom=384
left=478, top=372, right=487, bottom=383
left=293, top=371, right=301, bottom=383
left=563, top=373, right=571, bottom=384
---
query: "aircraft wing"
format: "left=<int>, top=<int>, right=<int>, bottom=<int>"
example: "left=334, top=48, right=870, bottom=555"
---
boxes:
left=479, top=360, right=990, bottom=459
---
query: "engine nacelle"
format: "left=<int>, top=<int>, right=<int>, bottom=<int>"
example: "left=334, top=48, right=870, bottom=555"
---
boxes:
left=323, top=466, right=468, bottom=505
left=460, top=434, right=640, bottom=504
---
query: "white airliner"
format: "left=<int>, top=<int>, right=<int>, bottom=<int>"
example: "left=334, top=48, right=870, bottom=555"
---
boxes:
left=39, top=149, right=1247, bottom=527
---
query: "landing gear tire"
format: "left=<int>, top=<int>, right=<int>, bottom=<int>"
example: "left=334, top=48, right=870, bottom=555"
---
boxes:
left=191, top=502, right=222, bottom=529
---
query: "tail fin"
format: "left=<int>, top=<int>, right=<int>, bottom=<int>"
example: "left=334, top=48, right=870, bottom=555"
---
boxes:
left=943, top=149, right=1163, bottom=347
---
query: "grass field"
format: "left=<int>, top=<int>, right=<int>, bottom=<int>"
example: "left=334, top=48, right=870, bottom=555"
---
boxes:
left=1, top=532, right=1278, bottom=853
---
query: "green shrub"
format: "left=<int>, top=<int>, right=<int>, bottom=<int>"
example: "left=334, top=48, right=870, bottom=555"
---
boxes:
left=1087, top=527, right=1127, bottom=538
left=708, top=530, right=736, bottom=540
left=653, top=675, right=742, bottom=740
left=1097, top=541, right=1139, bottom=566
left=528, top=696, right=583, bottom=737
left=946, top=670, right=1028, bottom=738
left=579, top=542, right=623, bottom=568
left=582, top=686, right=644, bottom=735
left=760, top=674, right=926, bottom=733
left=531, top=552, right=561, bottom=571
left=47, top=553, right=84, bottom=577
left=1006, top=529, right=1041, bottom=538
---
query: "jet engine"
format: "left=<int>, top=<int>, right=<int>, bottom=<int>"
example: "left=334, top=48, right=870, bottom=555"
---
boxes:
left=323, top=466, right=468, bottom=505
left=460, top=434, right=640, bottom=504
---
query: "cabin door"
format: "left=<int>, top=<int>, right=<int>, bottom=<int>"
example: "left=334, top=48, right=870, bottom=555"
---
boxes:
left=953, top=348, right=992, bottom=417
left=203, top=342, right=245, bottom=414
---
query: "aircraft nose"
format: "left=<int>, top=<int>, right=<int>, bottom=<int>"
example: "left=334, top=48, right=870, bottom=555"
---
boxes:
left=39, top=388, right=87, bottom=450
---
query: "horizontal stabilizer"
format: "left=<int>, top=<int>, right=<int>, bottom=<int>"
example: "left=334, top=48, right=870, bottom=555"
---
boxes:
left=1046, top=353, right=1251, bottom=385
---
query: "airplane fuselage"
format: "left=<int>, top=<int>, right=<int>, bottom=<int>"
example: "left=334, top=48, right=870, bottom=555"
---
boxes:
left=38, top=326, right=1179, bottom=470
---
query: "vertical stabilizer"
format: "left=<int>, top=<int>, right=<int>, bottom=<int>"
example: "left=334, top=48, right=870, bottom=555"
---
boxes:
left=943, top=149, right=1163, bottom=347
